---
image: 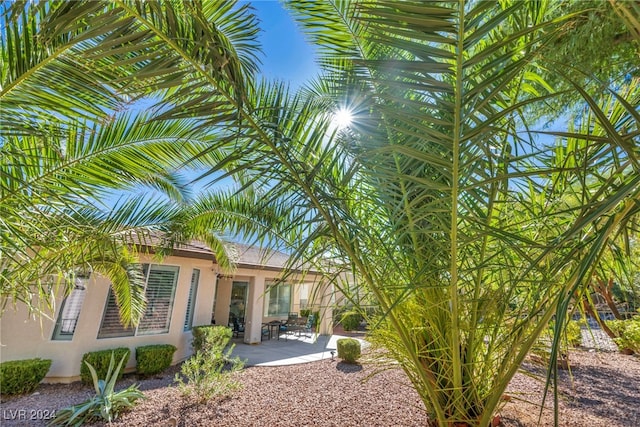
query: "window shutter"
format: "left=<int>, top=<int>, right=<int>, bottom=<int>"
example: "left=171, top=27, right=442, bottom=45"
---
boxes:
left=97, top=289, right=135, bottom=339
left=184, top=269, right=199, bottom=331
left=137, top=265, right=179, bottom=335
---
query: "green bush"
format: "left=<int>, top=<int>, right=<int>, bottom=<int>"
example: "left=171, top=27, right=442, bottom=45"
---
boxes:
left=531, top=319, right=582, bottom=366
left=332, top=305, right=350, bottom=324
left=607, top=315, right=640, bottom=354
left=337, top=338, right=361, bottom=363
left=340, top=311, right=361, bottom=331
left=175, top=345, right=244, bottom=403
left=575, top=317, right=588, bottom=328
left=566, top=320, right=582, bottom=347
left=52, top=353, right=144, bottom=426
left=0, top=358, right=51, bottom=395
left=136, top=344, right=177, bottom=376
left=192, top=325, right=232, bottom=354
left=80, top=348, right=130, bottom=384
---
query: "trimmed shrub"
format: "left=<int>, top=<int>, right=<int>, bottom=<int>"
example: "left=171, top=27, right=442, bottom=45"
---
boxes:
left=337, top=338, right=361, bottom=363
left=340, top=311, right=361, bottom=331
left=607, top=315, right=640, bottom=354
left=136, top=344, right=177, bottom=376
left=80, top=348, right=130, bottom=384
left=192, top=325, right=232, bottom=354
left=0, top=358, right=52, bottom=395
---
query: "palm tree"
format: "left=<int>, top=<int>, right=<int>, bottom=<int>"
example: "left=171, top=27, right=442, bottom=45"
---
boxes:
left=193, top=2, right=639, bottom=425
left=0, top=0, right=261, bottom=324
left=2, top=1, right=638, bottom=426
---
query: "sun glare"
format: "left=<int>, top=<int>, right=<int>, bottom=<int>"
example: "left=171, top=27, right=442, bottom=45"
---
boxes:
left=333, top=108, right=353, bottom=129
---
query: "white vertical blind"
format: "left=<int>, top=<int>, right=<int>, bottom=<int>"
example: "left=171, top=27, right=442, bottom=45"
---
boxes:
left=183, top=269, right=199, bottom=331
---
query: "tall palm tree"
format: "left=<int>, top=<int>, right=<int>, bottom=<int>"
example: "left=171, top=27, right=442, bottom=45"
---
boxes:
left=1, top=0, right=261, bottom=324
left=190, top=1, right=639, bottom=425
left=2, top=1, right=638, bottom=426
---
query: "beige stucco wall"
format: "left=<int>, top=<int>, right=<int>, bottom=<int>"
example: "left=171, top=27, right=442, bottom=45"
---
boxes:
left=0, top=258, right=333, bottom=383
left=0, top=254, right=217, bottom=383
left=213, top=276, right=233, bottom=327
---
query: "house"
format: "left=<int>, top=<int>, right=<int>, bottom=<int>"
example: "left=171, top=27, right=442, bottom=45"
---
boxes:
left=0, top=242, right=333, bottom=383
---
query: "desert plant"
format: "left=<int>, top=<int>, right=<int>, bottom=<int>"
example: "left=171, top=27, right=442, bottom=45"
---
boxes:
left=607, top=315, right=640, bottom=354
left=135, top=344, right=177, bottom=376
left=340, top=311, right=361, bottom=332
left=192, top=325, right=232, bottom=354
left=51, top=353, right=144, bottom=426
left=1, top=0, right=247, bottom=327
left=566, top=321, right=583, bottom=347
left=337, top=338, right=361, bottom=364
left=0, top=358, right=52, bottom=395
left=174, top=346, right=244, bottom=403
left=80, top=348, right=130, bottom=384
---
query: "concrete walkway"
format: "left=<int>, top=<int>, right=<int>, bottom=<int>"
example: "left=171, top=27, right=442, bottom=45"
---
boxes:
left=230, top=334, right=367, bottom=366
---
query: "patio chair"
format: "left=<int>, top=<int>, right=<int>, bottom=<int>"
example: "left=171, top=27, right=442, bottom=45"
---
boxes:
left=231, top=315, right=244, bottom=338
left=303, top=314, right=315, bottom=335
left=261, top=323, right=271, bottom=341
left=285, top=316, right=308, bottom=339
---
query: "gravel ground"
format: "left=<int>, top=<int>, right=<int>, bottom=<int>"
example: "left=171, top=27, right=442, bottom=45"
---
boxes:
left=580, top=328, right=619, bottom=352
left=1, top=346, right=638, bottom=426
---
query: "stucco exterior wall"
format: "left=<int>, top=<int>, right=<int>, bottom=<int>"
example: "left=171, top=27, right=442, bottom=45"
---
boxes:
left=0, top=254, right=217, bottom=383
left=1, top=255, right=333, bottom=383
left=213, top=276, right=233, bottom=327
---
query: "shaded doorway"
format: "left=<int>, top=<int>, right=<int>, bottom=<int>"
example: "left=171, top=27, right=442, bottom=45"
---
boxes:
left=229, top=281, right=248, bottom=336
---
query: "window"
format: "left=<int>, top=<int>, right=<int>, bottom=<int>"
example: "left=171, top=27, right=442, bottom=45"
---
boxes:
left=97, top=289, right=135, bottom=338
left=184, top=269, right=199, bottom=331
left=98, top=264, right=179, bottom=339
left=299, top=283, right=309, bottom=310
left=51, top=278, right=88, bottom=341
left=264, top=283, right=291, bottom=317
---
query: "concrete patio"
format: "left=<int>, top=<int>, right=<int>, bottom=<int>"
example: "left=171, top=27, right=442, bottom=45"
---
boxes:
left=230, top=333, right=367, bottom=366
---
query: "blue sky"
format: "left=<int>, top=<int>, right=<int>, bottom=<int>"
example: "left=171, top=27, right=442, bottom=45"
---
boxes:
left=249, top=1, right=319, bottom=88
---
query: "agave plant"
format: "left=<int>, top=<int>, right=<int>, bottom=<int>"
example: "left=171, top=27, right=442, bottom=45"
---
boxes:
left=50, top=353, right=144, bottom=426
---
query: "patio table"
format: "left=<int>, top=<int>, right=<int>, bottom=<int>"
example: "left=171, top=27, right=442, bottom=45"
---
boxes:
left=265, top=320, right=283, bottom=340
